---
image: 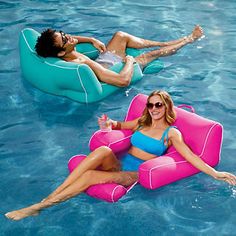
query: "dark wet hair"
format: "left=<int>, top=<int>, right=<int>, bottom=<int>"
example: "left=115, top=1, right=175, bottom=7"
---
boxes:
left=35, top=29, right=64, bottom=57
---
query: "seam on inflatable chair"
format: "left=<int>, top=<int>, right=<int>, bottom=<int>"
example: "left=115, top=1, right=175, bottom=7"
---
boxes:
left=88, top=130, right=132, bottom=149
left=67, top=154, right=86, bottom=164
left=127, top=181, right=138, bottom=193
left=88, top=130, right=100, bottom=148
left=22, top=30, right=36, bottom=53
left=125, top=94, right=142, bottom=121
left=107, top=135, right=132, bottom=147
left=199, top=123, right=219, bottom=157
left=76, top=68, right=88, bottom=104
left=111, top=185, right=127, bottom=203
left=148, top=160, right=187, bottom=189
left=219, top=123, right=223, bottom=162
left=146, top=123, right=220, bottom=189
left=44, top=61, right=79, bottom=70
left=101, top=83, right=109, bottom=88
left=83, top=50, right=98, bottom=56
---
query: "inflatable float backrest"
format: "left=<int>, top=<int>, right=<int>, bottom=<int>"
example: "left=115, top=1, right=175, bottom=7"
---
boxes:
left=172, top=106, right=223, bottom=166
left=19, top=28, right=104, bottom=103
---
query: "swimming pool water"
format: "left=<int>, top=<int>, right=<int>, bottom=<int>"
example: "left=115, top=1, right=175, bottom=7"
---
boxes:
left=1, top=0, right=236, bottom=235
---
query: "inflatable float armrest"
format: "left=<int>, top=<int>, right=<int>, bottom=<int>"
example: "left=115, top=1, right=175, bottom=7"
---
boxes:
left=77, top=64, right=103, bottom=94
left=76, top=43, right=99, bottom=60
left=89, top=129, right=133, bottom=153
left=138, top=152, right=201, bottom=189
left=68, top=154, right=131, bottom=202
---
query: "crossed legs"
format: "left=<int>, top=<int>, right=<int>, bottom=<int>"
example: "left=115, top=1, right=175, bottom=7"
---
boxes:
left=5, top=146, right=138, bottom=221
left=106, top=25, right=204, bottom=67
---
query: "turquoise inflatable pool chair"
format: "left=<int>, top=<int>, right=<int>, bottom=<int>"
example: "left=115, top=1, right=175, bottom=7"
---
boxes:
left=19, top=28, right=164, bottom=103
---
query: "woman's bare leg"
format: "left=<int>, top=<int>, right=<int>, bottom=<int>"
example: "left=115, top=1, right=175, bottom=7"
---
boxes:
left=5, top=170, right=138, bottom=221
left=43, top=146, right=120, bottom=201
left=106, top=25, right=203, bottom=57
left=135, top=25, right=204, bottom=67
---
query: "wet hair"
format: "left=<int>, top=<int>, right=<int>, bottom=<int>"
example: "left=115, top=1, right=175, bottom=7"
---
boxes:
left=137, top=90, right=176, bottom=128
left=35, top=29, right=64, bottom=57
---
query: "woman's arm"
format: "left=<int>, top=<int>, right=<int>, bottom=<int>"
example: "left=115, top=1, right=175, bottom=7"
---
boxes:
left=98, top=116, right=140, bottom=131
left=169, top=128, right=236, bottom=185
left=112, top=117, right=140, bottom=130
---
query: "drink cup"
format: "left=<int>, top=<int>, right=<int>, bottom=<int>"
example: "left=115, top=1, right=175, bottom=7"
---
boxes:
left=100, top=114, right=112, bottom=132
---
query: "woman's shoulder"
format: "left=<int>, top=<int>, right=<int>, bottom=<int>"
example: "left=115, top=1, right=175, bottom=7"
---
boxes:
left=168, top=126, right=182, bottom=138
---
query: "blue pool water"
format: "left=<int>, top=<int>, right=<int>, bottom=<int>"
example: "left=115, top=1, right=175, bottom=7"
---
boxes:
left=1, top=0, right=236, bottom=235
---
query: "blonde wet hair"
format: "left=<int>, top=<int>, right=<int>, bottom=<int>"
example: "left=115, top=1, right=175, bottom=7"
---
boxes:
left=137, top=90, right=176, bottom=128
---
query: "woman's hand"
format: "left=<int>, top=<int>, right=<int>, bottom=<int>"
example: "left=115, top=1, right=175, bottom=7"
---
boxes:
left=213, top=171, right=236, bottom=185
left=92, top=39, right=106, bottom=53
left=97, top=114, right=113, bottom=131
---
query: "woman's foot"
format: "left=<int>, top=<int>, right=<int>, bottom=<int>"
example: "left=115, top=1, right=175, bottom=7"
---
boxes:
left=186, top=25, right=204, bottom=43
left=5, top=205, right=40, bottom=221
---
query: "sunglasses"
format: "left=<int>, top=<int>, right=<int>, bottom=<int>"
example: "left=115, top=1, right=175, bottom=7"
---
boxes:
left=59, top=31, right=68, bottom=48
left=146, top=102, right=164, bottom=109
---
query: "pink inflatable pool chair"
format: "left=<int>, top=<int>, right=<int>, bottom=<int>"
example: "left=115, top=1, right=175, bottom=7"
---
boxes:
left=68, top=94, right=223, bottom=202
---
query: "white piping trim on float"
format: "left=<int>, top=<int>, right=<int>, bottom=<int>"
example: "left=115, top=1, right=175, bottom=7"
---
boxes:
left=124, top=93, right=141, bottom=121
left=77, top=67, right=88, bottom=104
left=111, top=185, right=127, bottom=203
left=67, top=154, right=87, bottom=165
left=44, top=61, right=78, bottom=70
left=22, top=29, right=35, bottom=53
left=107, top=135, right=132, bottom=148
left=199, top=123, right=217, bottom=157
left=88, top=131, right=132, bottom=149
left=126, top=181, right=138, bottom=193
left=83, top=50, right=98, bottom=56
left=218, top=123, right=223, bottom=162
left=88, top=130, right=100, bottom=148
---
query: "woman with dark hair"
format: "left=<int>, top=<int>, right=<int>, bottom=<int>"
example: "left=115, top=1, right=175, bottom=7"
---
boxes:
left=5, top=90, right=236, bottom=220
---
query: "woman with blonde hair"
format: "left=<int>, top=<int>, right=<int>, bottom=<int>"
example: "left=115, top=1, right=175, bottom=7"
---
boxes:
left=5, top=90, right=236, bottom=221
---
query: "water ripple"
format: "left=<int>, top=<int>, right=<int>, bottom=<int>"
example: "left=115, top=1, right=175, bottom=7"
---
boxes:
left=0, top=121, right=31, bottom=131
left=0, top=19, right=26, bottom=27
left=0, top=69, right=17, bottom=73
left=1, top=0, right=236, bottom=235
left=0, top=1, right=19, bottom=9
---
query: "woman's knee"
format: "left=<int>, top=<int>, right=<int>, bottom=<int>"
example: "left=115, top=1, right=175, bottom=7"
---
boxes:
left=95, top=146, right=113, bottom=155
left=93, top=146, right=114, bottom=161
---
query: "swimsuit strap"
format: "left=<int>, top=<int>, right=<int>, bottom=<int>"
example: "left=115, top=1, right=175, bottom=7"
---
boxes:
left=161, top=126, right=177, bottom=144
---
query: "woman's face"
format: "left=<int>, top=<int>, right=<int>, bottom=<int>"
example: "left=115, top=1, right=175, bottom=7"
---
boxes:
left=147, top=95, right=166, bottom=121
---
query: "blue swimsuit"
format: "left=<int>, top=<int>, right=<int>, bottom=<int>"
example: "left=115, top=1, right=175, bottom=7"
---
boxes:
left=121, top=126, right=176, bottom=171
